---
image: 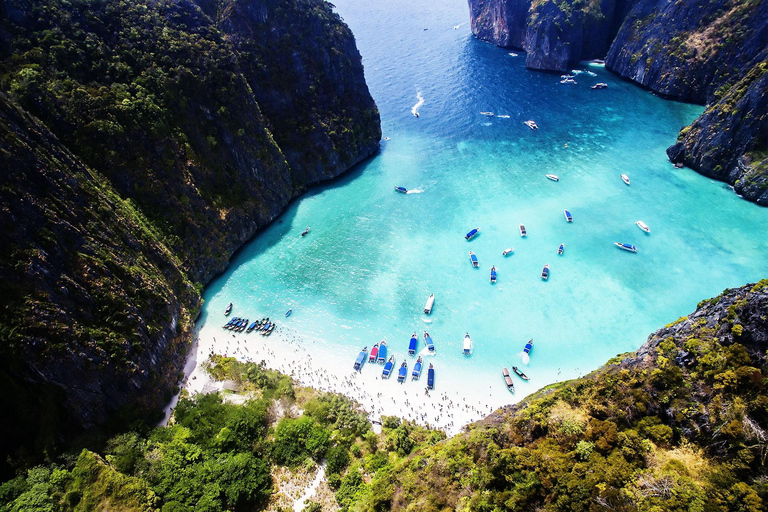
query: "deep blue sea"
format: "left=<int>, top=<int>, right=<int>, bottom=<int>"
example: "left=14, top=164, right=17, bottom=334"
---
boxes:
left=191, top=0, right=768, bottom=424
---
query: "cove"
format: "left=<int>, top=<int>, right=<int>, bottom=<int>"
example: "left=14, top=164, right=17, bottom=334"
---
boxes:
left=187, top=0, right=768, bottom=432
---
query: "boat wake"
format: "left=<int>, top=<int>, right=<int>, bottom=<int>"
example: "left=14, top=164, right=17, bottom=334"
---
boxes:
left=411, top=90, right=424, bottom=117
left=520, top=352, right=530, bottom=365
left=406, top=188, right=423, bottom=194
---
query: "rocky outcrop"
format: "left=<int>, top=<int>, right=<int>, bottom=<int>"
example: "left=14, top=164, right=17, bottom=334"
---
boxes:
left=0, top=0, right=379, bottom=471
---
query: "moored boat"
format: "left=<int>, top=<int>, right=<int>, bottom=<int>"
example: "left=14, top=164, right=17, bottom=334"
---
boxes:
left=512, top=366, right=530, bottom=381
left=427, top=364, right=435, bottom=389
left=397, top=361, right=408, bottom=382
left=377, top=340, right=388, bottom=363
left=394, top=186, right=408, bottom=194
left=564, top=209, right=573, bottom=222
left=557, top=244, right=564, bottom=255
left=369, top=343, right=379, bottom=363
left=463, top=333, right=473, bottom=355
left=524, top=120, right=538, bottom=130
left=225, top=303, right=233, bottom=316
left=490, top=265, right=497, bottom=283
left=480, top=111, right=494, bottom=116
left=546, top=174, right=559, bottom=182
left=541, top=264, right=550, bottom=280
left=353, top=347, right=368, bottom=371
left=301, top=227, right=311, bottom=236
left=614, top=242, right=637, bottom=253
left=424, top=331, right=435, bottom=352
left=382, top=356, right=395, bottom=378
left=636, top=221, right=651, bottom=233
left=523, top=339, right=534, bottom=354
left=469, top=251, right=479, bottom=267
left=591, top=83, right=608, bottom=89
left=412, top=357, right=423, bottom=380
left=247, top=321, right=258, bottom=333
left=264, top=323, right=276, bottom=336
left=519, top=224, right=527, bottom=237
left=465, top=227, right=480, bottom=240
left=502, top=368, right=515, bottom=392
left=620, top=174, right=630, bottom=185
left=408, top=333, right=418, bottom=355
left=285, top=309, right=292, bottom=317
left=502, top=248, right=514, bottom=256
left=424, top=293, right=435, bottom=314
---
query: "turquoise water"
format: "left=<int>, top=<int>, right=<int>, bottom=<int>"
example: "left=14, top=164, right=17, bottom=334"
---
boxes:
left=195, top=0, right=768, bottom=406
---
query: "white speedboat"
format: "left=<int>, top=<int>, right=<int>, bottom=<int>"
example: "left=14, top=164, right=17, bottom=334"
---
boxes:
left=502, top=247, right=514, bottom=256
left=524, top=120, right=538, bottom=130
left=463, top=333, right=473, bottom=355
left=469, top=251, right=479, bottom=267
left=564, top=209, right=573, bottom=222
left=424, top=293, right=435, bottom=314
left=519, top=224, right=527, bottom=237
left=620, top=174, right=630, bottom=185
left=480, top=111, right=494, bottom=116
left=636, top=221, right=651, bottom=233
left=541, top=264, right=550, bottom=280
left=591, top=82, right=607, bottom=89
left=614, top=242, right=637, bottom=253
left=545, top=174, right=559, bottom=181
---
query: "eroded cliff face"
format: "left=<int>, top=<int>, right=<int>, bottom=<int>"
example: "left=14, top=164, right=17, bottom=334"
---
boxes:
left=0, top=0, right=380, bottom=469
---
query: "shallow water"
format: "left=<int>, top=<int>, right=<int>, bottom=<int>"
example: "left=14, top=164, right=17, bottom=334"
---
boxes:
left=194, top=0, right=768, bottom=414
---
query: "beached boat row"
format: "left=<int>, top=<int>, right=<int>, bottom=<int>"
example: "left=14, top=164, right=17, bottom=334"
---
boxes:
left=354, top=346, right=435, bottom=388
left=222, top=317, right=276, bottom=335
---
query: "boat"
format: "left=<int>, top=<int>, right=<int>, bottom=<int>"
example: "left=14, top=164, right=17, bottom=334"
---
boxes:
left=424, top=293, right=435, bottom=314
left=225, top=303, right=233, bottom=316
left=301, top=227, right=311, bottom=236
left=502, top=368, right=515, bottom=392
left=560, top=78, right=577, bottom=84
left=524, top=120, right=538, bottom=130
left=259, top=322, right=271, bottom=334
left=541, top=264, right=550, bottom=280
left=523, top=339, right=534, bottom=354
left=412, top=357, right=423, bottom=380
left=620, top=174, right=630, bottom=185
left=591, top=82, right=608, bottom=89
left=463, top=333, right=473, bottom=355
left=408, top=333, right=418, bottom=355
left=246, top=321, right=258, bottom=333
left=377, top=340, right=388, bottom=363
left=512, top=366, right=530, bottom=381
left=369, top=343, right=379, bottom=363
left=427, top=364, right=435, bottom=389
left=546, top=174, right=559, bottom=182
left=480, top=111, right=494, bottom=116
left=424, top=331, right=435, bottom=352
left=263, top=323, right=276, bottom=336
left=502, top=248, right=514, bottom=256
left=394, top=186, right=408, bottom=194
left=497, top=114, right=510, bottom=118
left=397, top=361, right=408, bottom=382
left=465, top=227, right=480, bottom=240
left=285, top=309, right=292, bottom=317
left=469, top=251, right=479, bottom=268
left=564, top=209, right=573, bottom=222
left=519, top=224, right=527, bottom=237
left=557, top=244, right=564, bottom=255
left=382, top=356, right=395, bottom=378
left=353, top=347, right=368, bottom=371
left=490, top=265, right=497, bottom=284
left=508, top=52, right=518, bottom=57
left=561, top=74, right=575, bottom=79
left=636, top=221, right=651, bottom=233
left=614, top=242, right=637, bottom=253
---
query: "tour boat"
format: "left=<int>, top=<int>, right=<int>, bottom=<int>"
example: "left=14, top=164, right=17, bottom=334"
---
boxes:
left=480, top=111, right=494, bottom=116
left=424, top=293, right=435, bottom=314
left=369, top=343, right=379, bottom=363
left=557, top=244, right=564, bottom=255
left=560, top=77, right=577, bottom=84
left=502, top=248, right=514, bottom=256
left=564, top=209, right=573, bottom=222
left=353, top=347, right=367, bottom=371
left=614, top=242, right=637, bottom=253
left=408, top=333, right=418, bottom=355
left=636, top=220, right=651, bottom=233
left=424, top=331, right=435, bottom=352
left=512, top=366, right=530, bottom=380
left=465, top=227, right=480, bottom=240
left=412, top=357, right=423, bottom=380
left=524, top=120, right=538, bottom=130
left=541, top=264, right=550, bottom=280
left=394, top=186, right=408, bottom=193
left=301, top=227, right=311, bottom=236
left=523, top=339, right=534, bottom=354
left=247, top=321, right=258, bottom=333
left=620, top=174, right=630, bottom=185
left=591, top=83, right=608, bottom=89
left=502, top=368, right=515, bottom=392
left=263, top=323, right=276, bottom=336
left=377, top=340, right=388, bottom=363
left=397, top=361, right=408, bottom=383
left=382, top=356, right=395, bottom=378
left=427, top=364, right=435, bottom=389
left=285, top=309, right=292, bottom=317
left=490, top=265, right=497, bottom=283
left=225, top=303, right=233, bottom=316
left=508, top=52, right=518, bottom=57
left=469, top=251, right=479, bottom=267
left=546, top=174, right=559, bottom=181
left=463, top=333, right=473, bottom=355
left=497, top=114, right=510, bottom=118
left=519, top=224, right=527, bottom=237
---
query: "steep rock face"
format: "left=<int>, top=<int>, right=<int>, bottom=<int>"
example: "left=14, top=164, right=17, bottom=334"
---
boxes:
left=667, top=59, right=768, bottom=204
left=0, top=93, right=199, bottom=467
